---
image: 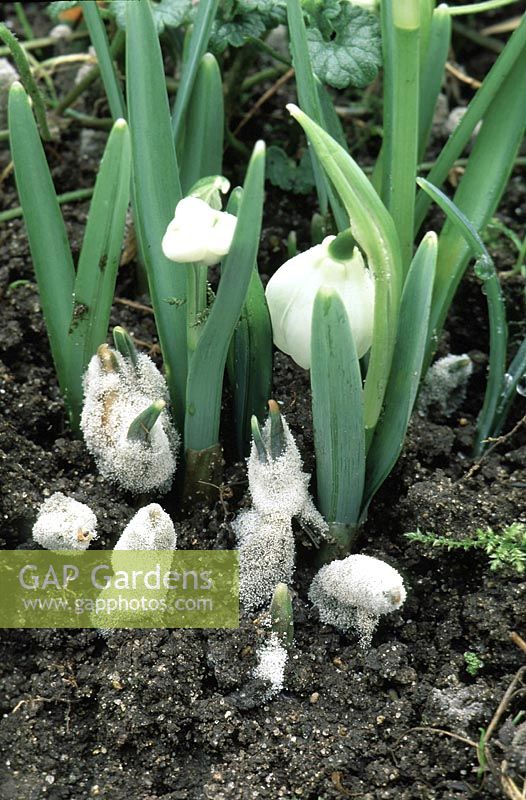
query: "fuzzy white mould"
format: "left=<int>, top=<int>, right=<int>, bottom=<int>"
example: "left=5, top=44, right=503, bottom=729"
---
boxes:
left=417, top=354, right=473, bottom=417
left=233, top=509, right=295, bottom=610
left=81, top=350, right=179, bottom=494
left=114, top=504, right=177, bottom=550
left=247, top=415, right=327, bottom=531
left=309, top=554, right=406, bottom=646
left=32, top=492, right=97, bottom=550
left=253, top=633, right=288, bottom=699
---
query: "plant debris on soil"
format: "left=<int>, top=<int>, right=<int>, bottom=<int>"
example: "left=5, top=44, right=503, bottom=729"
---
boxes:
left=1, top=4, right=526, bottom=798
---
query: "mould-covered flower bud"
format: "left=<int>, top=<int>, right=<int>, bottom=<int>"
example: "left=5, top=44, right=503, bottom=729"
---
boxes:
left=114, top=504, right=177, bottom=550
left=309, top=554, right=406, bottom=646
left=32, top=493, right=97, bottom=550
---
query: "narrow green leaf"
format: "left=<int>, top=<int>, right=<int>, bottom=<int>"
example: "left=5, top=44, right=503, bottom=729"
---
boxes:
left=417, top=178, right=507, bottom=457
left=251, top=415, right=268, bottom=462
left=185, top=141, right=266, bottom=451
left=288, top=104, right=402, bottom=433
left=113, top=325, right=138, bottom=367
left=172, top=0, right=220, bottom=141
left=311, top=286, right=365, bottom=527
left=230, top=268, right=273, bottom=455
left=127, top=399, right=166, bottom=442
left=126, top=0, right=186, bottom=430
left=80, top=0, right=126, bottom=120
left=415, top=13, right=526, bottom=230
left=363, top=232, right=437, bottom=514
left=491, top=336, right=526, bottom=437
left=425, top=45, right=526, bottom=369
left=66, top=119, right=131, bottom=424
left=418, top=6, right=451, bottom=160
left=178, top=53, right=224, bottom=194
left=268, top=399, right=285, bottom=460
left=8, top=83, right=75, bottom=412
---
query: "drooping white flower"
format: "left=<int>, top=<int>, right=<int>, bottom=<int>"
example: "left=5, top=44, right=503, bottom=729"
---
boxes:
left=162, top=196, right=237, bottom=267
left=32, top=493, right=97, bottom=550
left=114, top=504, right=177, bottom=550
left=81, top=346, right=179, bottom=494
left=309, top=554, right=406, bottom=646
left=265, top=235, right=375, bottom=370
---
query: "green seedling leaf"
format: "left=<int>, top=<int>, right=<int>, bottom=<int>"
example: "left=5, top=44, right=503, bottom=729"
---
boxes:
left=268, top=399, right=285, bottom=459
left=306, top=3, right=381, bottom=89
left=127, top=400, right=166, bottom=442
left=251, top=415, right=268, bottom=462
left=113, top=326, right=138, bottom=367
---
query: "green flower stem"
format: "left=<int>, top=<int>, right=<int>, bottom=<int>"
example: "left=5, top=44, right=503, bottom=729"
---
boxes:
left=0, top=30, right=87, bottom=58
left=381, top=0, right=420, bottom=273
left=0, top=187, right=94, bottom=224
left=418, top=5, right=451, bottom=160
left=80, top=1, right=126, bottom=120
left=0, top=24, right=51, bottom=140
left=14, top=3, right=34, bottom=41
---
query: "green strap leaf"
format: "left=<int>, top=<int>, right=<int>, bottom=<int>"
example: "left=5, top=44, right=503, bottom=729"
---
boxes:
left=80, top=0, right=126, bottom=120
left=363, top=232, right=437, bottom=514
left=126, top=0, right=187, bottom=430
left=311, top=286, right=365, bottom=528
left=66, top=119, right=132, bottom=424
left=8, top=83, right=75, bottom=412
left=178, top=53, right=224, bottom=194
left=185, top=141, right=266, bottom=451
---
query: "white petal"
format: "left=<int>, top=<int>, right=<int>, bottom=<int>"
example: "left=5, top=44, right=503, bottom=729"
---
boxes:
left=206, top=211, right=237, bottom=260
left=162, top=226, right=206, bottom=263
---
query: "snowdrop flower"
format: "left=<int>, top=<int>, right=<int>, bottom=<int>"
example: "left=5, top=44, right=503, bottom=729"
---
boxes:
left=81, top=345, right=179, bottom=494
left=162, top=196, right=237, bottom=267
left=265, top=235, right=375, bottom=369
left=309, top=554, right=406, bottom=647
left=33, top=493, right=97, bottom=550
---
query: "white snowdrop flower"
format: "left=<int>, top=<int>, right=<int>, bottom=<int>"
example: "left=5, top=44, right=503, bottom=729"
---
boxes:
left=81, top=345, right=179, bottom=494
left=32, top=492, right=97, bottom=550
left=265, top=235, right=375, bottom=370
left=234, top=509, right=295, bottom=610
left=253, top=633, right=288, bottom=699
left=162, top=196, right=237, bottom=267
left=248, top=414, right=328, bottom=533
left=417, top=353, right=473, bottom=417
left=309, top=554, right=406, bottom=647
left=114, top=504, right=177, bottom=550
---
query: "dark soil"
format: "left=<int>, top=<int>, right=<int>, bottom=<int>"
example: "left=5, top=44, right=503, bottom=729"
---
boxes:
left=1, top=6, right=526, bottom=799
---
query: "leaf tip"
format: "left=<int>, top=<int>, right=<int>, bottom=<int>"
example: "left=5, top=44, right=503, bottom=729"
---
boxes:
left=286, top=103, right=300, bottom=119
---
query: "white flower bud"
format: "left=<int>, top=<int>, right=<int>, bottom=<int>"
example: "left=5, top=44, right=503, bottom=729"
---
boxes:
left=33, top=493, right=97, bottom=550
left=114, top=504, right=177, bottom=550
left=309, top=554, right=406, bottom=646
left=162, top=196, right=237, bottom=267
left=265, top=235, right=375, bottom=369
left=80, top=348, right=179, bottom=494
